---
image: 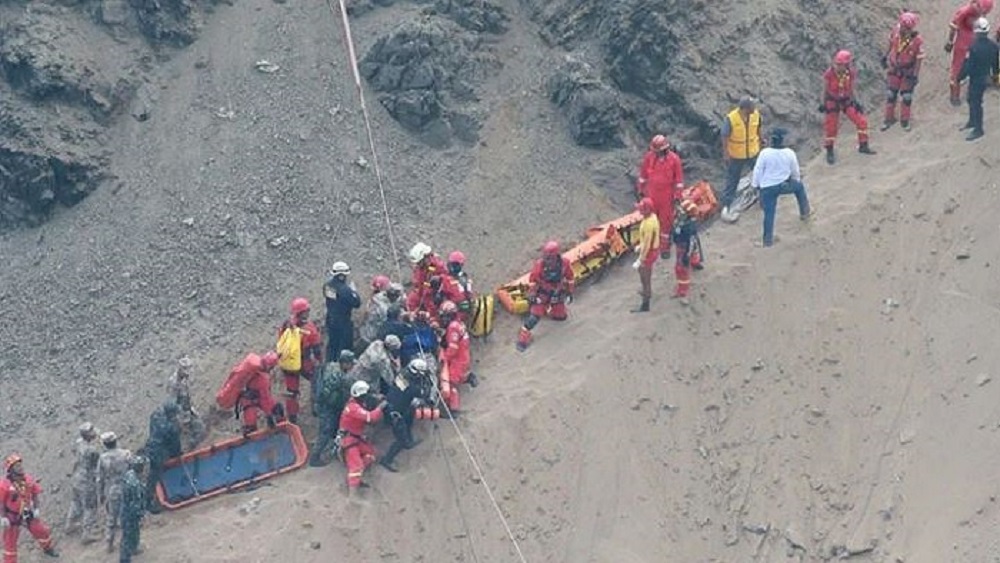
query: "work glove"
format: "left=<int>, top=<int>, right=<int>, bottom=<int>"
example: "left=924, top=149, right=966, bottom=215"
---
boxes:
left=632, top=259, right=641, bottom=270
left=266, top=415, right=277, bottom=429
left=565, top=293, right=574, bottom=304
left=0, top=517, right=9, bottom=529
left=944, top=42, right=953, bottom=53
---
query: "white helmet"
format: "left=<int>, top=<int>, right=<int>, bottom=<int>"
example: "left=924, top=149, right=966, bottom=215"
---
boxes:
left=329, top=261, right=351, bottom=277
left=407, top=357, right=430, bottom=377
left=409, top=242, right=433, bottom=264
left=350, top=380, right=371, bottom=398
left=975, top=17, right=991, bottom=33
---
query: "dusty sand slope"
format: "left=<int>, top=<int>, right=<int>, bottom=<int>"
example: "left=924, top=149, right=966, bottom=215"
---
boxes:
left=13, top=1, right=1000, bottom=562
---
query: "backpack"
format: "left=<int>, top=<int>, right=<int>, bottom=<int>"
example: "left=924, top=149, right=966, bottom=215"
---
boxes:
left=679, top=180, right=719, bottom=222
left=469, top=293, right=495, bottom=338
left=216, top=353, right=261, bottom=409
left=276, top=324, right=302, bottom=372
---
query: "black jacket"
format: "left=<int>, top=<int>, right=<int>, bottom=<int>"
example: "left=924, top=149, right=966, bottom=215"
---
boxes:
left=959, top=35, right=1000, bottom=87
left=323, top=278, right=361, bottom=324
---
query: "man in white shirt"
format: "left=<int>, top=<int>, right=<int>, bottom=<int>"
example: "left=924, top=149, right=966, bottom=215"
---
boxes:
left=750, top=128, right=811, bottom=247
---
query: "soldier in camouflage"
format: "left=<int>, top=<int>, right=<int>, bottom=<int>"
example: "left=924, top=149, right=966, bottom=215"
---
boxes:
left=358, top=276, right=393, bottom=350
left=353, top=335, right=402, bottom=395
left=66, top=422, right=101, bottom=544
left=97, top=432, right=131, bottom=553
left=309, top=350, right=357, bottom=467
left=118, top=455, right=146, bottom=563
left=143, top=401, right=181, bottom=514
left=167, top=356, right=207, bottom=451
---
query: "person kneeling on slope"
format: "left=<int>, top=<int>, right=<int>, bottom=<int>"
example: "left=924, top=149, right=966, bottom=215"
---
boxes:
left=517, top=240, right=575, bottom=352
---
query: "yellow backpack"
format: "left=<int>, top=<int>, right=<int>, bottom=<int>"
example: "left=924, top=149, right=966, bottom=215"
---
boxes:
left=276, top=325, right=303, bottom=371
left=469, top=294, right=495, bottom=338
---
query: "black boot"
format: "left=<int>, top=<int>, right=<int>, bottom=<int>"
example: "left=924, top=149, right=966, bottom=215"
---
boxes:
left=966, top=129, right=984, bottom=141
left=631, top=298, right=650, bottom=313
left=468, top=372, right=479, bottom=388
left=900, top=120, right=910, bottom=131
left=858, top=142, right=876, bottom=155
left=825, top=146, right=835, bottom=165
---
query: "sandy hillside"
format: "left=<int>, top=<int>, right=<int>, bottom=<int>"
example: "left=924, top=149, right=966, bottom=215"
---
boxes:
left=6, top=0, right=1000, bottom=562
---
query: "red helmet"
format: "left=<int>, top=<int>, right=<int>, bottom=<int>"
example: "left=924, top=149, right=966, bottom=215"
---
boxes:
left=439, top=300, right=458, bottom=316
left=542, top=240, right=560, bottom=256
left=637, top=197, right=655, bottom=215
left=898, top=11, right=919, bottom=29
left=447, top=250, right=466, bottom=265
left=3, top=453, right=22, bottom=473
left=261, top=351, right=279, bottom=370
left=977, top=0, right=994, bottom=15
left=290, top=297, right=310, bottom=316
left=371, top=275, right=390, bottom=291
left=833, top=50, right=852, bottom=65
left=649, top=134, right=669, bottom=151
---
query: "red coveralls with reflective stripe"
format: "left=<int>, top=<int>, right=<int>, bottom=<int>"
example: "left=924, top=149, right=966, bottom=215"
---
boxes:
left=0, top=476, right=54, bottom=563
left=338, top=399, right=384, bottom=489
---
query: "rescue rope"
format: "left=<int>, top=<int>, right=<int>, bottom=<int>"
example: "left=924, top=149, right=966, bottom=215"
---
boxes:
left=433, top=423, right=483, bottom=563
left=327, top=0, right=404, bottom=282
left=327, top=3, right=529, bottom=561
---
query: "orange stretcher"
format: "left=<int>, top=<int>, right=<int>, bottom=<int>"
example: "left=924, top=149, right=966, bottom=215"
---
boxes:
left=494, top=180, right=716, bottom=315
left=154, top=422, right=308, bottom=510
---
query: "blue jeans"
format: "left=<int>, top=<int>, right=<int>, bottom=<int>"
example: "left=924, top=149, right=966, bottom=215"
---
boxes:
left=760, top=180, right=810, bottom=247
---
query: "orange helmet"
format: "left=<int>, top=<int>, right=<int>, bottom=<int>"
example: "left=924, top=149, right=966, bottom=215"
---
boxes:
left=649, top=134, right=669, bottom=151
left=833, top=50, right=852, bottom=65
left=439, top=300, right=458, bottom=316
left=290, top=297, right=310, bottom=316
left=261, top=351, right=279, bottom=370
left=542, top=240, right=560, bottom=256
left=3, top=453, right=22, bottom=473
left=447, top=250, right=466, bottom=265
left=637, top=197, right=655, bottom=215
left=898, top=11, right=919, bottom=29
left=371, top=275, right=390, bottom=291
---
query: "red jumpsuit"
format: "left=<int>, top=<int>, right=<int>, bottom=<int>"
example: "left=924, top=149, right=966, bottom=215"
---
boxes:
left=239, top=370, right=278, bottom=434
left=1, top=475, right=54, bottom=563
left=950, top=4, right=981, bottom=101
left=822, top=66, right=868, bottom=148
left=884, top=26, right=925, bottom=123
left=405, top=255, right=448, bottom=311
left=517, top=254, right=575, bottom=350
left=441, top=319, right=471, bottom=410
left=338, top=398, right=384, bottom=489
left=277, top=320, right=322, bottom=420
left=411, top=273, right=463, bottom=324
left=637, top=150, right=684, bottom=251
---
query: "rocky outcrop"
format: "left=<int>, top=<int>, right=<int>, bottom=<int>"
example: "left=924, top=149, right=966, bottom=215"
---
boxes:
left=548, top=57, right=624, bottom=148
left=361, top=18, right=501, bottom=147
left=130, top=0, right=202, bottom=46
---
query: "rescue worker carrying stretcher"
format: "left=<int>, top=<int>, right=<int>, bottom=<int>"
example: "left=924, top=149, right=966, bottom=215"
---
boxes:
left=337, top=381, right=388, bottom=498
left=881, top=11, right=926, bottom=131
left=517, top=241, right=575, bottom=352
left=379, top=358, right=435, bottom=473
left=821, top=50, right=876, bottom=164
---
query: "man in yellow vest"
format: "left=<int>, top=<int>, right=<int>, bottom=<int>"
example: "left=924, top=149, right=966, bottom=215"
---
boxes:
left=719, top=96, right=763, bottom=223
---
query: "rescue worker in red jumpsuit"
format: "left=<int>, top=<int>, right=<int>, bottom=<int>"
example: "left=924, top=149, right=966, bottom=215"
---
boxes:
left=405, top=242, right=448, bottom=312
left=947, top=0, right=995, bottom=105
left=419, top=275, right=463, bottom=325
left=446, top=250, right=476, bottom=322
left=1, top=454, right=59, bottom=562
left=277, top=297, right=322, bottom=424
left=238, top=351, right=284, bottom=436
left=636, top=134, right=684, bottom=259
left=516, top=241, right=575, bottom=352
left=821, top=50, right=876, bottom=165
left=438, top=300, right=477, bottom=411
left=338, top=380, right=387, bottom=497
left=881, top=12, right=926, bottom=131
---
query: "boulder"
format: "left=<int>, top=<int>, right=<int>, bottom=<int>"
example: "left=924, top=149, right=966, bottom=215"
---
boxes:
left=548, top=58, right=623, bottom=149
left=425, top=0, right=509, bottom=34
left=130, top=0, right=201, bottom=46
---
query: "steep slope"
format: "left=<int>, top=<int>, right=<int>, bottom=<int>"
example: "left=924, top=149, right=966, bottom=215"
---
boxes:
left=6, top=0, right=1000, bottom=562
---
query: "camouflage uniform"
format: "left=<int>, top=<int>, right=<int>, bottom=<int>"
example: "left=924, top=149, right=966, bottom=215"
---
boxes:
left=308, top=360, right=354, bottom=466
left=144, top=402, right=181, bottom=513
left=167, top=357, right=207, bottom=450
left=358, top=291, right=393, bottom=346
left=118, top=458, right=146, bottom=563
left=66, top=425, right=101, bottom=542
left=354, top=340, right=400, bottom=392
left=98, top=440, right=132, bottom=552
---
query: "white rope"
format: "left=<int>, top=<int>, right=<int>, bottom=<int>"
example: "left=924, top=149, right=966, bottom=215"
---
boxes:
left=329, top=0, right=403, bottom=282
left=327, top=2, right=529, bottom=561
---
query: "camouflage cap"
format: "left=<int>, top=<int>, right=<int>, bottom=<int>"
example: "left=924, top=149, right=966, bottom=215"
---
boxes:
left=101, top=431, right=117, bottom=444
left=178, top=356, right=194, bottom=370
left=79, top=422, right=95, bottom=435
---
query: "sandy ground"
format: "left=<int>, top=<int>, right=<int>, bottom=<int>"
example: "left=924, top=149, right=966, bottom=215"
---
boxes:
left=5, top=0, right=1000, bottom=562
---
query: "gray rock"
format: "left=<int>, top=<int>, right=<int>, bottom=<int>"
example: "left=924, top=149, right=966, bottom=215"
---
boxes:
left=100, top=0, right=130, bottom=25
left=548, top=58, right=623, bottom=148
left=131, top=0, right=202, bottom=46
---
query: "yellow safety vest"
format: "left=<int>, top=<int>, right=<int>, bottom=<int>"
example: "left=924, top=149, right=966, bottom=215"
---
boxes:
left=725, top=109, right=761, bottom=160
